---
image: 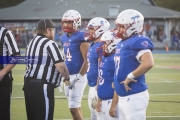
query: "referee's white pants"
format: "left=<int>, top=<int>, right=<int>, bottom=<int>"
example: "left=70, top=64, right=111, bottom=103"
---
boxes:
left=118, top=90, right=149, bottom=120
left=64, top=74, right=87, bottom=108
left=88, top=86, right=104, bottom=120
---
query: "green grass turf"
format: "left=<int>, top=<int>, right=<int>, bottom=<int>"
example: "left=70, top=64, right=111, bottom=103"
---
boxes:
left=10, top=53, right=180, bottom=120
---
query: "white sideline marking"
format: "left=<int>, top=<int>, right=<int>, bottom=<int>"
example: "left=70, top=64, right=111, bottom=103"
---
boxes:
left=11, top=93, right=180, bottom=99
left=147, top=73, right=180, bottom=74
left=13, top=73, right=180, bottom=76
left=53, top=116, right=180, bottom=120
left=13, top=80, right=180, bottom=85
left=147, top=116, right=180, bottom=118
left=150, top=93, right=180, bottom=96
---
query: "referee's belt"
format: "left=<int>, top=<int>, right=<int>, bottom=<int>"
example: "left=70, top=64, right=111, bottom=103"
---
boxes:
left=25, top=77, right=51, bottom=85
left=25, top=77, right=57, bottom=88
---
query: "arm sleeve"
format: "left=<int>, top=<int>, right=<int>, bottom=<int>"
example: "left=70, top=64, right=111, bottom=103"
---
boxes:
left=136, top=49, right=152, bottom=63
left=4, top=31, right=20, bottom=56
left=47, top=41, right=64, bottom=64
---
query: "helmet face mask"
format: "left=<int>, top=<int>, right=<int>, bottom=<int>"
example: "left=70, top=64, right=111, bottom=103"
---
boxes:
left=97, top=30, right=121, bottom=56
left=62, top=10, right=81, bottom=33
left=62, top=20, right=74, bottom=33
left=85, top=17, right=110, bottom=41
left=114, top=9, right=144, bottom=39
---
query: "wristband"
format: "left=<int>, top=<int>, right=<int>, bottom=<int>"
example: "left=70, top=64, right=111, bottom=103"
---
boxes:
left=127, top=72, right=135, bottom=79
left=77, top=73, right=83, bottom=78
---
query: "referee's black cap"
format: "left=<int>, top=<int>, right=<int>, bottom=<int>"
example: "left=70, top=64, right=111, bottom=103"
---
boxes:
left=37, top=19, right=57, bottom=30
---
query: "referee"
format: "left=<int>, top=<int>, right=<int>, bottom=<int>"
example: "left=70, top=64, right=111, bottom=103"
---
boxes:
left=23, top=19, right=70, bottom=120
left=0, top=26, right=20, bottom=120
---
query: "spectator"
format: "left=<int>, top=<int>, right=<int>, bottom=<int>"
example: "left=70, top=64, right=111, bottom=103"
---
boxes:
left=159, top=31, right=169, bottom=51
left=21, top=30, right=28, bottom=47
left=147, top=30, right=152, bottom=39
left=173, top=31, right=179, bottom=51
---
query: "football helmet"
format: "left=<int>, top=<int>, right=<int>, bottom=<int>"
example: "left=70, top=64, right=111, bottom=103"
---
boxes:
left=62, top=10, right=81, bottom=33
left=114, top=9, right=144, bottom=39
left=85, top=17, right=110, bottom=41
left=99, top=30, right=121, bottom=55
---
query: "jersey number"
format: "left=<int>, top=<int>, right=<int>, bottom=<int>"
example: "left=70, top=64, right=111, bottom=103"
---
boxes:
left=99, top=69, right=104, bottom=85
left=114, top=56, right=120, bottom=75
left=66, top=48, right=72, bottom=61
left=87, top=58, right=90, bottom=72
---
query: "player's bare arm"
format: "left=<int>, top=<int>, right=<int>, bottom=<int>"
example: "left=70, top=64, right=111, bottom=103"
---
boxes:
left=109, top=91, right=119, bottom=117
left=96, top=97, right=102, bottom=112
left=79, top=42, right=90, bottom=76
left=133, top=51, right=154, bottom=76
left=121, top=51, right=154, bottom=92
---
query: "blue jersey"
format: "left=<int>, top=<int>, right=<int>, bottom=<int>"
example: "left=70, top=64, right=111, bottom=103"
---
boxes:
left=97, top=54, right=115, bottom=100
left=87, top=42, right=101, bottom=87
left=61, top=31, right=86, bottom=75
left=114, top=35, right=153, bottom=96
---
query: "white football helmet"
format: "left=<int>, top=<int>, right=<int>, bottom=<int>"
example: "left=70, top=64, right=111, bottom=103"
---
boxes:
left=100, top=30, right=121, bottom=55
left=62, top=10, right=81, bottom=33
left=85, top=17, right=110, bottom=41
left=114, top=9, right=144, bottom=39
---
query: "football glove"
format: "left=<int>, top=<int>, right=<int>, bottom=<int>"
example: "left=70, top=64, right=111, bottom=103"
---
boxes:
left=68, top=77, right=79, bottom=89
left=68, top=74, right=82, bottom=89
left=58, top=80, right=64, bottom=93
left=91, top=96, right=98, bottom=109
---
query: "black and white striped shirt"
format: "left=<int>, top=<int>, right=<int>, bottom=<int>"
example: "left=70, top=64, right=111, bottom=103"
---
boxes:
left=0, top=26, right=20, bottom=80
left=24, top=33, right=64, bottom=87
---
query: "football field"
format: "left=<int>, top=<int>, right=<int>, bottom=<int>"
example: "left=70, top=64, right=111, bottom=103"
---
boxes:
left=11, top=50, right=180, bottom=120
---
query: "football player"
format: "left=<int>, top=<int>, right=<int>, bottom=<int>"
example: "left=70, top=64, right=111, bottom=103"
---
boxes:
left=60, top=10, right=89, bottom=120
left=96, top=30, right=120, bottom=120
left=85, top=17, right=110, bottom=120
left=111, top=9, right=154, bottom=120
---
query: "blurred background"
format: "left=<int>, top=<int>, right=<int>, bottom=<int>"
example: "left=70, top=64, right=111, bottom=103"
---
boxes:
left=0, top=0, right=180, bottom=51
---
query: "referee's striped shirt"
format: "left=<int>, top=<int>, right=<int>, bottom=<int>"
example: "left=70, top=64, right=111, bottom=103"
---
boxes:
left=24, top=33, right=64, bottom=87
left=0, top=26, right=20, bottom=80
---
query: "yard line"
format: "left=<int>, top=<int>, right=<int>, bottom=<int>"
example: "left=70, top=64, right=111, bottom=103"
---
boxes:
left=147, top=81, right=180, bottom=83
left=53, top=118, right=91, bottom=120
left=13, top=73, right=180, bottom=76
left=12, top=81, right=180, bottom=85
left=146, top=116, right=180, bottom=118
left=150, top=93, right=180, bottom=96
left=12, top=72, right=180, bottom=76
left=11, top=93, right=180, bottom=99
left=146, top=72, right=180, bottom=75
left=12, top=80, right=180, bottom=85
left=54, top=116, right=180, bottom=120
left=11, top=96, right=88, bottom=99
